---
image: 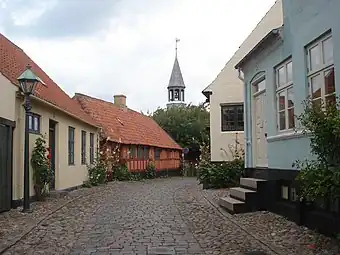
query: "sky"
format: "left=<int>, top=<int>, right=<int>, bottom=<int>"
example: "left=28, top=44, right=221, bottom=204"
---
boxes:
left=0, top=0, right=276, bottom=113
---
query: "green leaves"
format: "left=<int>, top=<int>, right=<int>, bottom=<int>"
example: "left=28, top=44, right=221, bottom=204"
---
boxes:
left=197, top=142, right=244, bottom=189
left=87, top=152, right=107, bottom=185
left=145, top=162, right=156, bottom=179
left=295, top=97, right=340, bottom=201
left=151, top=104, right=209, bottom=150
left=31, top=135, right=51, bottom=196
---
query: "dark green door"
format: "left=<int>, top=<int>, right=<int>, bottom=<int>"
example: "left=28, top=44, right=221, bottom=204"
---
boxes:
left=0, top=123, right=11, bottom=213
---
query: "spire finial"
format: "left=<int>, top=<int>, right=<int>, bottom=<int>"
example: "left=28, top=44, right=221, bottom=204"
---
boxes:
left=175, top=38, right=180, bottom=57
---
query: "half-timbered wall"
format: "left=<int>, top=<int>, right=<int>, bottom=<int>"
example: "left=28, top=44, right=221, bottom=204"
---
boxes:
left=106, top=142, right=181, bottom=172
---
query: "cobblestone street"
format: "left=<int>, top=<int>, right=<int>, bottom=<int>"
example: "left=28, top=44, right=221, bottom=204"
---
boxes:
left=1, top=178, right=339, bottom=255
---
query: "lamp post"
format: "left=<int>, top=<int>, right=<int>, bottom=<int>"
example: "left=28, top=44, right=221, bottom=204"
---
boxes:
left=17, top=64, right=40, bottom=213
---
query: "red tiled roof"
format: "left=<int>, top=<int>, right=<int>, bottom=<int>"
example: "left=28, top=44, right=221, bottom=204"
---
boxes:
left=0, top=33, right=97, bottom=127
left=73, top=93, right=182, bottom=150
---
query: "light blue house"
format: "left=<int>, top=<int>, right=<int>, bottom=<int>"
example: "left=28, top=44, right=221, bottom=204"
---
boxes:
left=236, top=0, right=339, bottom=176
left=218, top=0, right=340, bottom=226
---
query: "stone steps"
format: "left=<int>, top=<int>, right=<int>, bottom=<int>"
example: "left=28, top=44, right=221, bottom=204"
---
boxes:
left=218, top=196, right=246, bottom=214
left=219, top=178, right=267, bottom=214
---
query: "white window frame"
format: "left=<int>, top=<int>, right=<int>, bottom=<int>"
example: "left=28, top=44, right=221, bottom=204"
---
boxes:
left=275, top=59, right=294, bottom=132
left=306, top=34, right=335, bottom=106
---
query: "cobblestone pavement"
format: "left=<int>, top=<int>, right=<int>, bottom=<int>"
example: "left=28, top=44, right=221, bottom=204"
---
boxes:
left=0, top=185, right=105, bottom=253
left=2, top=178, right=339, bottom=255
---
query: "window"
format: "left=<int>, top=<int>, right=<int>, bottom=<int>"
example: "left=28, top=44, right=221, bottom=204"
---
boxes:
left=28, top=113, right=40, bottom=133
left=253, top=79, right=266, bottom=93
left=68, top=127, right=75, bottom=165
left=155, top=149, right=161, bottom=160
left=275, top=59, right=295, bottom=131
left=129, top=145, right=136, bottom=159
left=137, top=146, right=144, bottom=159
left=90, top=133, right=94, bottom=164
left=174, top=90, right=179, bottom=100
left=221, top=104, right=244, bottom=132
left=81, top=130, right=86, bottom=165
left=155, top=148, right=161, bottom=160
left=281, top=185, right=289, bottom=200
left=144, top=147, right=149, bottom=159
left=307, top=34, right=335, bottom=106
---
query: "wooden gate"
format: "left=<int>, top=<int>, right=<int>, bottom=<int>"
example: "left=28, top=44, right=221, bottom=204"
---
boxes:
left=0, top=118, right=14, bottom=213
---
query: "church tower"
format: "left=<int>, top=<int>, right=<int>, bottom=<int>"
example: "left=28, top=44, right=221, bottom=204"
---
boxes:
left=167, top=38, right=186, bottom=108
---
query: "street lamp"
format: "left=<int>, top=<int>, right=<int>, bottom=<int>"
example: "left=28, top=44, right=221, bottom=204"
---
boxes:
left=17, top=64, right=40, bottom=213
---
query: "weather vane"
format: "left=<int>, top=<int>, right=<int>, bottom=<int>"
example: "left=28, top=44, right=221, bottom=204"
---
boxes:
left=175, top=38, right=180, bottom=56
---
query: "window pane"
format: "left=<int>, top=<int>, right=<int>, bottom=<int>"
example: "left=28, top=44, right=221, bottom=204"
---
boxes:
left=323, top=37, right=333, bottom=64
left=311, top=75, right=322, bottom=99
left=34, top=116, right=39, bottom=131
left=309, top=44, right=321, bottom=71
left=324, top=68, right=335, bottom=95
left=287, top=87, right=294, bottom=108
left=288, top=108, right=295, bottom=129
left=287, top=61, right=293, bottom=82
left=254, top=79, right=266, bottom=93
left=279, top=111, right=286, bottom=130
left=28, top=115, right=33, bottom=130
left=278, top=91, right=286, bottom=111
left=278, top=66, right=285, bottom=86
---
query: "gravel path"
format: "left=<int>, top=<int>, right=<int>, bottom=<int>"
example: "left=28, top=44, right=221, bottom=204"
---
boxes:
left=1, top=178, right=339, bottom=254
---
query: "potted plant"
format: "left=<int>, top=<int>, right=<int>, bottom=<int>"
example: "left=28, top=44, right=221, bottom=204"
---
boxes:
left=31, top=135, right=51, bottom=201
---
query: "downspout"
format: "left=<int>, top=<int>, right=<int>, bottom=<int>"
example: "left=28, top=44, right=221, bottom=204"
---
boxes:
left=238, top=68, right=248, bottom=169
left=243, top=77, right=249, bottom=169
left=246, top=78, right=253, bottom=169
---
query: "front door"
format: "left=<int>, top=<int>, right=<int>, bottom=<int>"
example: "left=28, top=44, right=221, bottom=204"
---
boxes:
left=0, top=123, right=12, bottom=212
left=49, top=120, right=56, bottom=190
left=254, top=90, right=268, bottom=167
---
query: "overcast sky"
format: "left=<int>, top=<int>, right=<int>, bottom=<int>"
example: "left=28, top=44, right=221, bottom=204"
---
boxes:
left=0, top=0, right=276, bottom=113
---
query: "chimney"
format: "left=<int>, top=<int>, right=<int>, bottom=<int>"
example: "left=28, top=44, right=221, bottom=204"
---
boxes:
left=114, top=95, right=127, bottom=108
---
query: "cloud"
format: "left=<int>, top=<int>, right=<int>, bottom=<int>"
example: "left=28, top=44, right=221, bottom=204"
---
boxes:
left=0, top=0, right=120, bottom=38
left=0, top=0, right=277, bottom=113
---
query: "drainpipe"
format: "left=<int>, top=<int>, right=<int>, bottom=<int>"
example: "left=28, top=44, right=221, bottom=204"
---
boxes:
left=243, top=79, right=248, bottom=169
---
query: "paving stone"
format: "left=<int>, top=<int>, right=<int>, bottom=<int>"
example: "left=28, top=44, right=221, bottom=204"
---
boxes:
left=148, top=246, right=175, bottom=255
left=2, top=178, right=339, bottom=255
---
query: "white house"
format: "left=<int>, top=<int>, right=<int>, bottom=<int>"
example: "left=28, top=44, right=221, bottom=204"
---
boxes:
left=202, top=0, right=283, bottom=162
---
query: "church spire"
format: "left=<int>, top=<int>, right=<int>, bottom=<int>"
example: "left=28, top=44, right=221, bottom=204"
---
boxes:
left=167, top=38, right=186, bottom=108
left=168, top=38, right=185, bottom=89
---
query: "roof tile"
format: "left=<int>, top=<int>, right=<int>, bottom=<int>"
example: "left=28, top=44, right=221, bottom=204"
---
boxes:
left=0, top=33, right=97, bottom=127
left=74, top=93, right=182, bottom=150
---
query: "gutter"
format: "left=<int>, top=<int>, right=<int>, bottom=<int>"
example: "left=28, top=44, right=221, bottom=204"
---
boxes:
left=235, top=27, right=283, bottom=70
left=16, top=90, right=100, bottom=129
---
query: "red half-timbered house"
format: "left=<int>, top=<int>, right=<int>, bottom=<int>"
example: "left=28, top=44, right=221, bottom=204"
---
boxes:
left=73, top=93, right=182, bottom=173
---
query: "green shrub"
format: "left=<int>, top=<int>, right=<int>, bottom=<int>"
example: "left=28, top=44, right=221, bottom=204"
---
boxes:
left=198, top=159, right=244, bottom=189
left=87, top=154, right=107, bottom=186
left=294, top=97, right=340, bottom=201
left=113, top=163, right=131, bottom=181
left=145, top=162, right=156, bottom=179
left=31, top=135, right=51, bottom=199
left=197, top=137, right=244, bottom=189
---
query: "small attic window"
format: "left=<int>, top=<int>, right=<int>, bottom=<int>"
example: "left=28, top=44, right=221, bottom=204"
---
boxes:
left=116, top=118, right=124, bottom=126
